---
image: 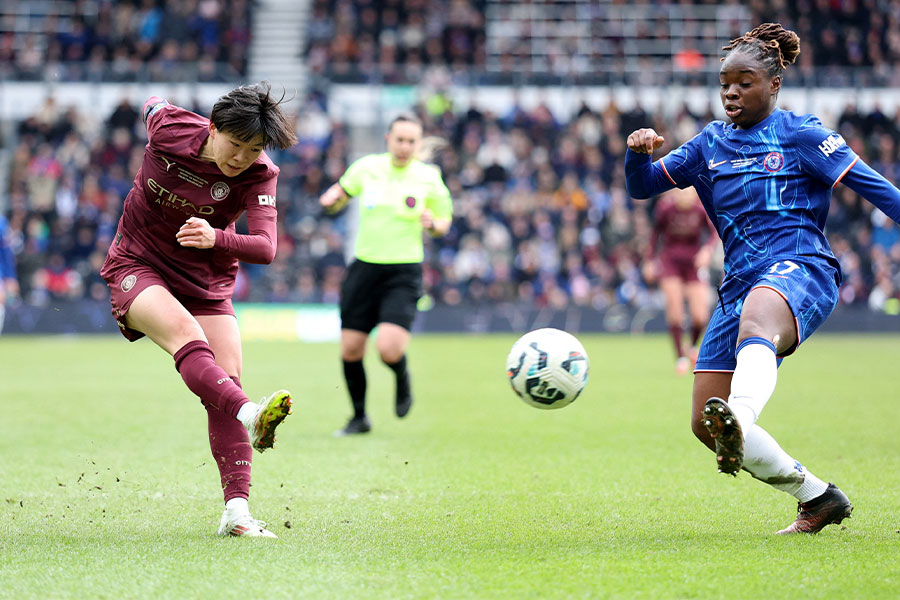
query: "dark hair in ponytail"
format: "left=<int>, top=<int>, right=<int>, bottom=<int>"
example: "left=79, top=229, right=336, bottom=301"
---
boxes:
left=721, top=23, right=801, bottom=79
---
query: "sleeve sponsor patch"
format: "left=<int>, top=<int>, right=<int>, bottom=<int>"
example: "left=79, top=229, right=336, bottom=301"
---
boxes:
left=818, top=133, right=846, bottom=157
left=258, top=194, right=276, bottom=206
left=145, top=100, right=169, bottom=122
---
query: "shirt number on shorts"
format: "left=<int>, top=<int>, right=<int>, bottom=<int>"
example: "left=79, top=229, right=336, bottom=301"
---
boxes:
left=769, top=260, right=800, bottom=276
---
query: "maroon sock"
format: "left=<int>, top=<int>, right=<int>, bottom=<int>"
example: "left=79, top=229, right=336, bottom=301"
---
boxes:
left=173, top=340, right=248, bottom=418
left=668, top=324, right=685, bottom=358
left=205, top=400, right=252, bottom=502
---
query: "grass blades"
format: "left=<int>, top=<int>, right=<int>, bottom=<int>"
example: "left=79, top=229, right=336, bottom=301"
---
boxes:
left=1, top=333, right=899, bottom=599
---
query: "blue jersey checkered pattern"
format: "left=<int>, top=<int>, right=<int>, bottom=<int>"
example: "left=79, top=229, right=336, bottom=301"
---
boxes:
left=660, top=108, right=858, bottom=303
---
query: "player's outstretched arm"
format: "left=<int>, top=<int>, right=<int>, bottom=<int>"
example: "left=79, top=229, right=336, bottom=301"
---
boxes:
left=840, top=159, right=900, bottom=225
left=320, top=182, right=350, bottom=214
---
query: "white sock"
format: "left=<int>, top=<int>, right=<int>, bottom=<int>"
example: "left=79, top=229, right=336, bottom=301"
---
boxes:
left=743, top=424, right=829, bottom=502
left=236, top=402, right=259, bottom=430
left=225, top=497, right=250, bottom=515
left=0, top=304, right=5, bottom=334
left=728, top=340, right=777, bottom=434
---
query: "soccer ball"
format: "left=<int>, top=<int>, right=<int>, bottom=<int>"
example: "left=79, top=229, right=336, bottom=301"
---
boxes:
left=505, top=328, right=589, bottom=410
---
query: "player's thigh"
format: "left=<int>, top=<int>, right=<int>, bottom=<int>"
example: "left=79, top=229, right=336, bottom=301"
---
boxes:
left=377, top=264, right=421, bottom=332
left=340, top=260, right=380, bottom=335
left=375, top=322, right=410, bottom=362
left=126, top=285, right=206, bottom=355
left=744, top=259, right=839, bottom=355
left=694, top=301, right=739, bottom=371
left=341, top=329, right=369, bottom=361
left=684, top=280, right=711, bottom=322
left=659, top=276, right=685, bottom=317
left=738, top=286, right=796, bottom=351
left=196, top=314, right=242, bottom=377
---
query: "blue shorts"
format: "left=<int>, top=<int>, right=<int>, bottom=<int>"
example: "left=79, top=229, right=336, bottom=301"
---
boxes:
left=694, top=258, right=840, bottom=372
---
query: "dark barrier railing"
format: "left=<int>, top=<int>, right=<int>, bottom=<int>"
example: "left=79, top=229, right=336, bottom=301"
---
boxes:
left=2, top=300, right=897, bottom=337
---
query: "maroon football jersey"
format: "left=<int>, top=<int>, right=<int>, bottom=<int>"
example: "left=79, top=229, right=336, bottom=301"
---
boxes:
left=650, top=195, right=715, bottom=259
left=102, top=98, right=279, bottom=300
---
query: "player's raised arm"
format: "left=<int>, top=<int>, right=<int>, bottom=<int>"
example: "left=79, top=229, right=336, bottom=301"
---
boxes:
left=626, top=128, right=665, bottom=154
left=624, top=129, right=677, bottom=200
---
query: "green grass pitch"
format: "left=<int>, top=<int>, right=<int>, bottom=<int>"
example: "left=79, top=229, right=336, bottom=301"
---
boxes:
left=1, top=333, right=899, bottom=599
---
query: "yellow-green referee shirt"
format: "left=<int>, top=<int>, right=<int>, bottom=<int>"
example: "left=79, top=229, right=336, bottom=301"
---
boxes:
left=339, top=153, right=453, bottom=264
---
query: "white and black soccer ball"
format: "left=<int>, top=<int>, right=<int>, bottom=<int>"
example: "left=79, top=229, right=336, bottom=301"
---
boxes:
left=505, top=328, right=589, bottom=410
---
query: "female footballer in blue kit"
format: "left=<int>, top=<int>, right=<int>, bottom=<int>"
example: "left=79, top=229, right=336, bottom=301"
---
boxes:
left=625, top=23, right=900, bottom=534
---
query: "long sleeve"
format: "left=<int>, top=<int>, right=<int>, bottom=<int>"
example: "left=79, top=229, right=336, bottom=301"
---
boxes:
left=625, top=150, right=676, bottom=199
left=214, top=203, right=277, bottom=264
left=839, top=159, right=900, bottom=224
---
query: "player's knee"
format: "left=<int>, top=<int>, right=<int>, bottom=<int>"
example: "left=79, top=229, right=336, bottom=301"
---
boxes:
left=341, top=345, right=365, bottom=361
left=170, top=319, right=205, bottom=347
left=378, top=345, right=403, bottom=364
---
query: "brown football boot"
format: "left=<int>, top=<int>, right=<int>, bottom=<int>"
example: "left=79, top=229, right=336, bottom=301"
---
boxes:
left=777, top=483, right=853, bottom=534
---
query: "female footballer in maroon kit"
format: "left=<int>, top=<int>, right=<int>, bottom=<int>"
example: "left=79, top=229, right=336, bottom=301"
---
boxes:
left=644, top=187, right=718, bottom=374
left=101, top=82, right=298, bottom=538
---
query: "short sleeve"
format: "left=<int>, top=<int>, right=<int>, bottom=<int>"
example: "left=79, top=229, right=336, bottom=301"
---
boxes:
left=339, top=155, right=370, bottom=197
left=659, top=131, right=707, bottom=188
left=796, top=118, right=859, bottom=187
left=426, top=166, right=453, bottom=220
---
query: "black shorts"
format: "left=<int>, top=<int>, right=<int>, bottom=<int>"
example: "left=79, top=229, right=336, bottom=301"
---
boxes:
left=340, top=259, right=422, bottom=333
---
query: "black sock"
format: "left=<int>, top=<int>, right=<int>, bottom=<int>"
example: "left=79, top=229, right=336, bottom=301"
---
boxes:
left=386, top=355, right=410, bottom=399
left=343, top=359, right=367, bottom=419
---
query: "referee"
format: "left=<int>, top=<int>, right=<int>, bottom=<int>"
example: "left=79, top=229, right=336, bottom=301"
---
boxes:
left=320, top=114, right=453, bottom=435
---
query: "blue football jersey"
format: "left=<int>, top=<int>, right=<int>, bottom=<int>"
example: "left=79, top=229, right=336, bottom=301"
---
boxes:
left=0, top=215, right=17, bottom=281
left=658, top=109, right=858, bottom=289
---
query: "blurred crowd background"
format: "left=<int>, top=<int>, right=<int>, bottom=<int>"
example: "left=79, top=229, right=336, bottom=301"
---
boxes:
left=2, top=0, right=900, bottom=316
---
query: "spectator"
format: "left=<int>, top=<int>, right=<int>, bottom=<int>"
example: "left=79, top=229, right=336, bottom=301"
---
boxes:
left=6, top=85, right=900, bottom=317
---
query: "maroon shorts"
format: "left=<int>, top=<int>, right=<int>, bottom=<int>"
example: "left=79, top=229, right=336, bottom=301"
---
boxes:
left=101, top=257, right=234, bottom=342
left=659, top=251, right=701, bottom=283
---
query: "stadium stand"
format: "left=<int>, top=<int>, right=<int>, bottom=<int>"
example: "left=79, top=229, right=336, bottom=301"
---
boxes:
left=3, top=90, right=900, bottom=314
left=0, top=0, right=253, bottom=82
left=2, top=0, right=900, bottom=322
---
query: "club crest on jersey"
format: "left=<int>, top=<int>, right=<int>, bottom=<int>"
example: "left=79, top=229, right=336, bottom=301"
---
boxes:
left=121, top=274, right=137, bottom=292
left=763, top=152, right=785, bottom=172
left=405, top=196, right=417, bottom=208
left=210, top=181, right=230, bottom=201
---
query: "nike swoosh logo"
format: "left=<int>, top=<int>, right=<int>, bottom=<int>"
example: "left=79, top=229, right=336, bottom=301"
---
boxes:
left=708, top=160, right=727, bottom=168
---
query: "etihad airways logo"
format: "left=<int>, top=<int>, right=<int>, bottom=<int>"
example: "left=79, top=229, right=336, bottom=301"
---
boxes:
left=147, top=177, right=214, bottom=215
left=819, top=134, right=846, bottom=157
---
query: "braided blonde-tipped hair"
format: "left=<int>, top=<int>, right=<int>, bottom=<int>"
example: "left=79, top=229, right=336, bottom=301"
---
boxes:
left=721, top=23, right=801, bottom=79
